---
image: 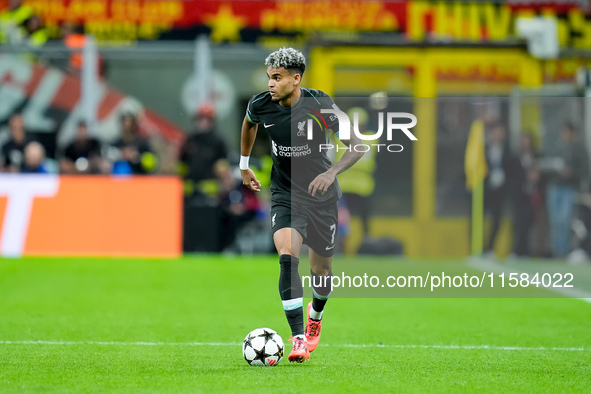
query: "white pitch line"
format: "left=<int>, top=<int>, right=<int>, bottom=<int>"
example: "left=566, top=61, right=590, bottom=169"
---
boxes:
left=0, top=340, right=241, bottom=346
left=0, top=340, right=588, bottom=352
left=331, top=344, right=590, bottom=351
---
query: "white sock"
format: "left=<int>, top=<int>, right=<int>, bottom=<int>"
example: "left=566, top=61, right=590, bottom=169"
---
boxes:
left=309, top=306, right=323, bottom=321
left=295, top=334, right=306, bottom=341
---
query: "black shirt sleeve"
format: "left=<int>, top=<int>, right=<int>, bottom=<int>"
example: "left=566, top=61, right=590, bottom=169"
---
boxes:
left=316, top=90, right=342, bottom=136
left=246, top=94, right=262, bottom=124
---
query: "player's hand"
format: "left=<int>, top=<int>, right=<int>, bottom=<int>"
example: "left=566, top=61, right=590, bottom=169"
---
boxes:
left=241, top=169, right=262, bottom=192
left=308, top=170, right=336, bottom=197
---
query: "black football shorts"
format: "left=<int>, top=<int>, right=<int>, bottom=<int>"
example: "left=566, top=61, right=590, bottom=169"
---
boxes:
left=270, top=193, right=338, bottom=257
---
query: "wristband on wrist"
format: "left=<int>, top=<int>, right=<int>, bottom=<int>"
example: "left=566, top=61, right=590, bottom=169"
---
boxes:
left=239, top=155, right=250, bottom=170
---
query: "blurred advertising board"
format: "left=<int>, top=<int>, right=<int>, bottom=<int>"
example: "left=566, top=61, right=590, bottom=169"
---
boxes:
left=0, top=175, right=182, bottom=257
left=1, top=0, right=590, bottom=48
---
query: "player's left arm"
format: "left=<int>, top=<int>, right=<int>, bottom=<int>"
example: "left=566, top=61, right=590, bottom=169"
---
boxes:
left=308, top=128, right=364, bottom=197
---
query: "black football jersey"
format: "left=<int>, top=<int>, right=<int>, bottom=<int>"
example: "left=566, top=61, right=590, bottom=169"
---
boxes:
left=247, top=88, right=342, bottom=204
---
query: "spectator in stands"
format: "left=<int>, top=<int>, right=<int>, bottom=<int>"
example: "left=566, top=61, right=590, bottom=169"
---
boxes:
left=21, top=141, right=48, bottom=173
left=216, top=160, right=259, bottom=251
left=22, top=14, right=48, bottom=47
left=178, top=102, right=228, bottom=196
left=60, top=121, right=105, bottom=174
left=483, top=121, right=513, bottom=259
left=59, top=22, right=105, bottom=76
left=60, top=23, right=86, bottom=74
left=511, top=133, right=543, bottom=257
left=113, top=112, right=156, bottom=175
left=0, top=0, right=33, bottom=45
left=545, top=122, right=589, bottom=257
left=1, top=113, right=29, bottom=173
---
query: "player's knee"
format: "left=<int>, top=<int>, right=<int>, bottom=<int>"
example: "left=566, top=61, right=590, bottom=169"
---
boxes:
left=275, top=240, right=300, bottom=257
left=310, top=256, right=332, bottom=276
left=276, top=245, right=293, bottom=256
left=311, top=265, right=331, bottom=277
left=273, top=229, right=301, bottom=257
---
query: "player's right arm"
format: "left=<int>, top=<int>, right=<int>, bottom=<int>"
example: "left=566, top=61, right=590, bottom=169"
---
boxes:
left=240, top=116, right=262, bottom=192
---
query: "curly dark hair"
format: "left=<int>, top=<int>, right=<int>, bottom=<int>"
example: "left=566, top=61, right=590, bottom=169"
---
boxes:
left=264, top=47, right=306, bottom=76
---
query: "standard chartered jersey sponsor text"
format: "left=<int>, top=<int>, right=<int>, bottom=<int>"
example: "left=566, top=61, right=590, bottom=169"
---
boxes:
left=272, top=141, right=312, bottom=157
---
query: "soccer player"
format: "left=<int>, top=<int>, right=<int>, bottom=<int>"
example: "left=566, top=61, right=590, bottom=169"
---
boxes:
left=240, top=47, right=364, bottom=362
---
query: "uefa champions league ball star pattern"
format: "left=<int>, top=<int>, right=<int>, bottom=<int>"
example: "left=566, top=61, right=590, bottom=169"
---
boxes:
left=242, top=328, right=284, bottom=366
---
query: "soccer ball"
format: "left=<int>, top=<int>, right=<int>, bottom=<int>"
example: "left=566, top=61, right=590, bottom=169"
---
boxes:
left=242, top=328, right=284, bottom=366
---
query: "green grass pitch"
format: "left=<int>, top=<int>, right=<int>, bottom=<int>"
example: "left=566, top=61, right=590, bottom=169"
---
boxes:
left=0, top=255, right=590, bottom=392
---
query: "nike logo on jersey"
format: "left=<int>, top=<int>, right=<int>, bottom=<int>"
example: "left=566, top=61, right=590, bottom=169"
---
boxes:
left=325, top=244, right=335, bottom=250
left=264, top=123, right=275, bottom=128
left=272, top=213, right=277, bottom=227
